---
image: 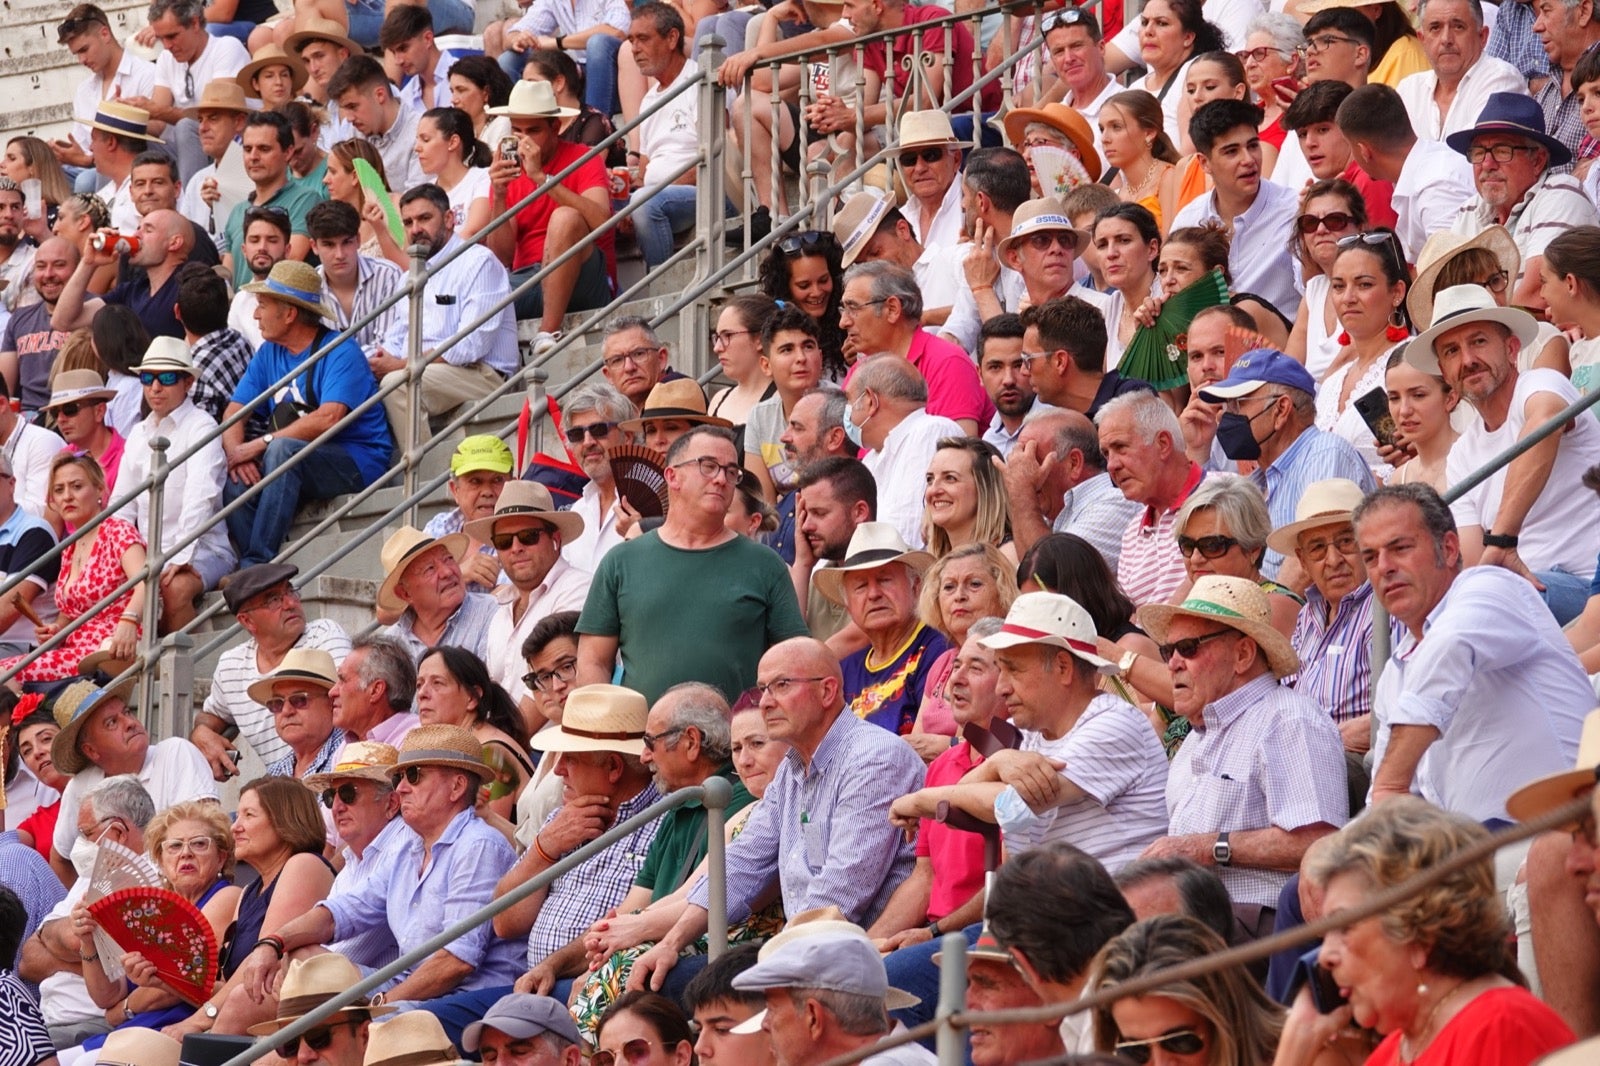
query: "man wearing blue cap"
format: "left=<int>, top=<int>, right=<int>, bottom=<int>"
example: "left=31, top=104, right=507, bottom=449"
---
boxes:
left=460, top=993, right=582, bottom=1066
left=1198, top=349, right=1374, bottom=580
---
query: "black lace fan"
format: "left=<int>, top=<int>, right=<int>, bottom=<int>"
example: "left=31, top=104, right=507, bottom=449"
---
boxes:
left=607, top=444, right=669, bottom=518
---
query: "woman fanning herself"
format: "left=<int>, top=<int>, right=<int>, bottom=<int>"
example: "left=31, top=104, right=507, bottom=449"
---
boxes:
left=757, top=232, right=849, bottom=379
left=1157, top=224, right=1291, bottom=348
left=415, top=107, right=492, bottom=238
left=324, top=140, right=406, bottom=266
left=0, top=454, right=145, bottom=682
left=1100, top=90, right=1181, bottom=234
left=1287, top=179, right=1367, bottom=384
left=909, top=543, right=1018, bottom=746
left=1383, top=347, right=1458, bottom=491
left=416, top=645, right=532, bottom=821
left=1319, top=231, right=1410, bottom=477
left=1095, top=203, right=1163, bottom=368
left=922, top=437, right=1014, bottom=561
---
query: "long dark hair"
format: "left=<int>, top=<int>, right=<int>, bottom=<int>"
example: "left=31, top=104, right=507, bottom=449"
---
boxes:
left=422, top=107, right=491, bottom=168
left=1161, top=0, right=1227, bottom=58
left=90, top=305, right=151, bottom=376
left=447, top=54, right=513, bottom=110
left=1018, top=534, right=1138, bottom=637
left=422, top=645, right=528, bottom=748
left=758, top=233, right=848, bottom=378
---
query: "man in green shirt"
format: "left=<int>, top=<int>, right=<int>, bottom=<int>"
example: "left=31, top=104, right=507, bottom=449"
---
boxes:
left=221, top=110, right=321, bottom=290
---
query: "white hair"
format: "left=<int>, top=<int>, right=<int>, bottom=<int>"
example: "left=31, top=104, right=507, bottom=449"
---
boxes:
left=1095, top=390, right=1183, bottom=445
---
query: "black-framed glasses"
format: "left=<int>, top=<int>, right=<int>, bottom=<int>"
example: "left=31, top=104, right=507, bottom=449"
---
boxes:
left=642, top=725, right=685, bottom=750
left=523, top=657, right=578, bottom=693
left=1158, top=630, right=1236, bottom=661
left=566, top=421, right=617, bottom=443
left=139, top=371, right=187, bottom=386
left=1114, top=1030, right=1206, bottom=1064
left=277, top=1022, right=357, bottom=1059
left=710, top=328, right=753, bottom=348
left=1041, top=7, right=1095, bottom=32
left=754, top=675, right=827, bottom=699
left=898, top=146, right=947, bottom=168
left=602, top=347, right=662, bottom=371
left=491, top=527, right=548, bottom=551
left=1480, top=270, right=1510, bottom=294
left=672, top=456, right=744, bottom=482
left=777, top=230, right=828, bottom=256
left=265, top=691, right=316, bottom=715
left=1296, top=211, right=1355, bottom=235
left=398, top=765, right=429, bottom=785
left=1177, top=534, right=1239, bottom=559
left=320, top=783, right=362, bottom=808
left=1299, top=34, right=1355, bottom=54
left=1300, top=532, right=1359, bottom=562
left=1465, top=143, right=1541, bottom=165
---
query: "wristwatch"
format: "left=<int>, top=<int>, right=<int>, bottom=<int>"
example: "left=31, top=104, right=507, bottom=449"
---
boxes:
left=1213, top=831, right=1232, bottom=867
left=202, top=1001, right=220, bottom=1020
left=1117, top=649, right=1139, bottom=678
left=261, top=432, right=275, bottom=446
left=1481, top=530, right=1518, bottom=549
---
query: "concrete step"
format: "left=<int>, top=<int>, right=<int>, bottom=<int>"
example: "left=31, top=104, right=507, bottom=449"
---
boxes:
left=0, top=0, right=150, bottom=143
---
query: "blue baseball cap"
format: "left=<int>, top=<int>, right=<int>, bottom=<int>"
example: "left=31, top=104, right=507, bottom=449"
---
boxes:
left=1197, top=348, right=1315, bottom=403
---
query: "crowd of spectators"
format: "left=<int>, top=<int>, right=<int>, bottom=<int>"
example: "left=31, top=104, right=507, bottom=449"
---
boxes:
left=9, top=0, right=1600, bottom=1064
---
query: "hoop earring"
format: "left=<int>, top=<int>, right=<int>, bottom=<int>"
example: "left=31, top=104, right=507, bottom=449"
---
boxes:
left=1387, top=307, right=1409, bottom=342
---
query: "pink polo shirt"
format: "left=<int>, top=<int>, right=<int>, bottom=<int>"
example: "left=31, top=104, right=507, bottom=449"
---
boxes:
left=845, top=329, right=995, bottom=428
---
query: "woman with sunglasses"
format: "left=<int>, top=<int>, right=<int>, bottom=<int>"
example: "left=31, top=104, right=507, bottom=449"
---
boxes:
left=1288, top=179, right=1367, bottom=384
left=1172, top=477, right=1301, bottom=637
left=757, top=231, right=849, bottom=379
left=1238, top=15, right=1303, bottom=154
left=1095, top=203, right=1163, bottom=369
left=416, top=646, right=532, bottom=821
left=707, top=293, right=778, bottom=432
left=1383, top=347, right=1458, bottom=491
left=74, top=801, right=241, bottom=1043
left=1100, top=90, right=1181, bottom=234
left=1092, top=914, right=1287, bottom=1066
left=593, top=992, right=694, bottom=1066
left=1319, top=230, right=1411, bottom=477
left=1134, top=0, right=1227, bottom=150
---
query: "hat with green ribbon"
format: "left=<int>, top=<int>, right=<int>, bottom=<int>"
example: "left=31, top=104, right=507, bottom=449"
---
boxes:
left=1137, top=574, right=1299, bottom=678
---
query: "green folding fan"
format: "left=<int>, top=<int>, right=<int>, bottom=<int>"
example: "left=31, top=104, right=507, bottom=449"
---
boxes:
left=1118, top=267, right=1231, bottom=391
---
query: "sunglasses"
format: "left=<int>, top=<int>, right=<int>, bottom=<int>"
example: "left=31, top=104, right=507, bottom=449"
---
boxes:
left=777, top=230, right=828, bottom=256
left=1042, top=7, right=1094, bottom=31
left=565, top=421, right=616, bottom=443
left=55, top=401, right=103, bottom=417
left=591, top=1039, right=660, bottom=1066
left=899, top=146, right=947, bottom=167
left=398, top=765, right=431, bottom=785
left=139, top=371, right=188, bottom=386
left=1296, top=211, right=1355, bottom=235
left=1177, top=534, right=1238, bottom=559
left=1024, top=231, right=1076, bottom=251
left=1114, top=1030, right=1206, bottom=1064
left=1158, top=630, right=1235, bottom=661
left=320, top=783, right=362, bottom=808
left=265, top=691, right=316, bottom=715
left=492, top=527, right=548, bottom=550
left=276, top=1022, right=355, bottom=1059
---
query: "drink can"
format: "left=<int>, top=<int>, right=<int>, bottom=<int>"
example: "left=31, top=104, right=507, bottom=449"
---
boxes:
left=608, top=166, right=632, bottom=198
left=91, top=232, right=140, bottom=256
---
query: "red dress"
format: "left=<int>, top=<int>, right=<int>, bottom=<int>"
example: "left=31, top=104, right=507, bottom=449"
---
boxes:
left=1366, top=986, right=1574, bottom=1066
left=0, top=517, right=144, bottom=681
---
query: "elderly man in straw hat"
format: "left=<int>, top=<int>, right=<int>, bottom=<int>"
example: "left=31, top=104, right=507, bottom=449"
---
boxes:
left=219, top=259, right=395, bottom=567
left=305, top=741, right=406, bottom=971
left=831, top=187, right=968, bottom=344
left=251, top=648, right=346, bottom=781
left=40, top=369, right=124, bottom=488
left=1138, top=574, right=1347, bottom=939
left=895, top=110, right=964, bottom=253
left=464, top=481, right=589, bottom=721
left=246, top=953, right=390, bottom=1066
left=237, top=724, right=523, bottom=1009
left=112, top=338, right=235, bottom=631
left=377, top=526, right=499, bottom=664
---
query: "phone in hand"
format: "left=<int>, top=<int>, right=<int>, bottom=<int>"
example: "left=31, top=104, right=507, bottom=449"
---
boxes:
left=1293, top=947, right=1349, bottom=1014
left=1271, top=76, right=1304, bottom=103
left=1353, top=385, right=1398, bottom=449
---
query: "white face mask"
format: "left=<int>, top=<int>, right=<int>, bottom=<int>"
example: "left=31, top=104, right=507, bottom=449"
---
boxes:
left=69, top=824, right=109, bottom=879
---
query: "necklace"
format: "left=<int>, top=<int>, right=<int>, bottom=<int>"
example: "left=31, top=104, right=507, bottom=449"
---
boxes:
left=1398, top=978, right=1468, bottom=1064
left=1125, top=161, right=1163, bottom=199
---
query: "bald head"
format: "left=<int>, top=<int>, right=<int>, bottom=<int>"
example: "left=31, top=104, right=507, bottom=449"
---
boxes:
left=851, top=355, right=927, bottom=405
left=757, top=637, right=847, bottom=756
left=147, top=209, right=192, bottom=262
left=762, top=637, right=844, bottom=689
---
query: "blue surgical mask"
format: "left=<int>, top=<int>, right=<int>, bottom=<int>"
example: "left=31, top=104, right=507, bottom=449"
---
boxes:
left=842, top=402, right=865, bottom=448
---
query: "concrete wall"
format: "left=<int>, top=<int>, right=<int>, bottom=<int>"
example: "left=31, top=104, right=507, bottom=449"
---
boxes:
left=0, top=0, right=152, bottom=145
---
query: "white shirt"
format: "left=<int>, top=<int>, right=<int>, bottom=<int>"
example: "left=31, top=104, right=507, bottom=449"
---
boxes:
left=1170, top=178, right=1302, bottom=320
left=906, top=173, right=963, bottom=254
left=1371, top=566, right=1589, bottom=822
left=72, top=50, right=157, bottom=152
left=99, top=173, right=139, bottom=233
left=51, top=737, right=218, bottom=860
left=1452, top=169, right=1600, bottom=282
left=1068, top=76, right=1121, bottom=174
left=112, top=397, right=234, bottom=572
left=397, top=51, right=466, bottom=114
left=371, top=103, right=427, bottom=195
left=638, top=59, right=699, bottom=188
left=1447, top=368, right=1600, bottom=578
left=1396, top=55, right=1528, bottom=143
left=201, top=617, right=352, bottom=767
left=155, top=35, right=249, bottom=111
left=943, top=257, right=1026, bottom=355
left=1391, top=140, right=1475, bottom=264
left=4, top=766, right=57, bottom=831
left=3, top=418, right=66, bottom=519
left=42, top=882, right=100, bottom=1027
left=179, top=160, right=218, bottom=232
left=441, top=167, right=491, bottom=234
left=421, top=235, right=519, bottom=376
left=565, top=480, right=626, bottom=572
left=229, top=290, right=266, bottom=351
left=863, top=408, right=965, bottom=549
left=1301, top=274, right=1343, bottom=384
left=1315, top=350, right=1396, bottom=479
left=487, top=557, right=592, bottom=704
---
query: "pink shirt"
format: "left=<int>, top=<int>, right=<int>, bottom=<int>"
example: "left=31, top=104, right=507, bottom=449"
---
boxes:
left=918, top=741, right=989, bottom=921
left=845, top=330, right=995, bottom=428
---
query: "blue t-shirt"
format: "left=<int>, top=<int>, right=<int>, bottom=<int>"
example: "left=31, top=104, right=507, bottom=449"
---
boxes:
left=230, top=328, right=394, bottom=483
left=840, top=624, right=950, bottom=735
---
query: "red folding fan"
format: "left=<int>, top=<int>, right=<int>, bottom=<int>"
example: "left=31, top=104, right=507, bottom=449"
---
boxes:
left=87, top=886, right=218, bottom=1005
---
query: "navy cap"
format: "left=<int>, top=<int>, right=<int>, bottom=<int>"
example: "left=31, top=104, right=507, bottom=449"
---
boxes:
left=1197, top=348, right=1315, bottom=403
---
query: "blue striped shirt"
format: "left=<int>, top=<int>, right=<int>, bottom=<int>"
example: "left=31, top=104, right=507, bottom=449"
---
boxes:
left=1251, top=429, right=1375, bottom=579
left=1290, top=582, right=1387, bottom=725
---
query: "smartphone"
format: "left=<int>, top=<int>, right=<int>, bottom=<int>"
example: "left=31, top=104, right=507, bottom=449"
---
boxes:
left=1353, top=385, right=1398, bottom=449
left=1271, top=76, right=1304, bottom=103
left=1293, top=947, right=1349, bottom=1014
left=499, top=135, right=520, bottom=167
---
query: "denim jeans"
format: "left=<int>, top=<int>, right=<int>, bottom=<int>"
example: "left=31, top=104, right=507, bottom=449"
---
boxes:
left=583, top=34, right=623, bottom=115
left=206, top=21, right=254, bottom=43
left=886, top=922, right=982, bottom=1046
left=1536, top=567, right=1590, bottom=626
left=346, top=0, right=386, bottom=47
left=224, top=437, right=366, bottom=566
left=427, top=0, right=475, bottom=34
left=631, top=184, right=700, bottom=268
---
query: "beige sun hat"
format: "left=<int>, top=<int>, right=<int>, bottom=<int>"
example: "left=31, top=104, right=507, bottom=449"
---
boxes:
left=896, top=109, right=960, bottom=150
left=363, top=1011, right=459, bottom=1066
left=246, top=647, right=338, bottom=705
left=237, top=43, right=309, bottom=99
left=304, top=740, right=401, bottom=792
left=463, top=479, right=585, bottom=544
left=618, top=379, right=733, bottom=436
left=99, top=1029, right=181, bottom=1066
left=286, top=16, right=362, bottom=59
left=1138, top=575, right=1300, bottom=678
left=185, top=79, right=253, bottom=119
left=376, top=526, right=470, bottom=614
left=811, top=522, right=934, bottom=606
left=1265, top=478, right=1368, bottom=556
left=1405, top=283, right=1540, bottom=376
left=1405, top=226, right=1521, bottom=330
left=978, top=591, right=1117, bottom=672
left=50, top=677, right=137, bottom=776
left=1506, top=709, right=1600, bottom=830
left=996, top=197, right=1089, bottom=257
left=487, top=79, right=579, bottom=118
left=392, top=723, right=493, bottom=782
left=130, top=336, right=196, bottom=375
left=530, top=684, right=648, bottom=756
left=247, top=953, right=392, bottom=1035
left=832, top=189, right=895, bottom=269
left=40, top=369, right=117, bottom=411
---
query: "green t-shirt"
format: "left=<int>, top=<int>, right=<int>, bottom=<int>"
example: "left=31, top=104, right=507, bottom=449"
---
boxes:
left=577, top=530, right=808, bottom=705
left=634, top=765, right=753, bottom=900
left=222, top=178, right=325, bottom=290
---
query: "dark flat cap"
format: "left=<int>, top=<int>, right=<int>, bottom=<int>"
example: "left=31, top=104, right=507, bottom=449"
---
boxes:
left=220, top=563, right=299, bottom=614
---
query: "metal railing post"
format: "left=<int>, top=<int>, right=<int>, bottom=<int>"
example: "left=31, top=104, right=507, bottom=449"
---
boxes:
left=138, top=436, right=167, bottom=717
left=703, top=775, right=732, bottom=961
left=404, top=243, right=428, bottom=528
left=690, top=34, right=729, bottom=379
left=935, top=932, right=967, bottom=1066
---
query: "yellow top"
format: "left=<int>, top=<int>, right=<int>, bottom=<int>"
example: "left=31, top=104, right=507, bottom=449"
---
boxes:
left=1371, top=35, right=1430, bottom=88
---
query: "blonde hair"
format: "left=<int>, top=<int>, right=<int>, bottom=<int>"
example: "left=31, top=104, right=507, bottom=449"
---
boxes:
left=917, top=542, right=1020, bottom=638
left=48, top=329, right=102, bottom=391
left=146, top=800, right=237, bottom=882
left=922, top=438, right=1012, bottom=558
left=328, top=138, right=390, bottom=206
left=49, top=450, right=105, bottom=497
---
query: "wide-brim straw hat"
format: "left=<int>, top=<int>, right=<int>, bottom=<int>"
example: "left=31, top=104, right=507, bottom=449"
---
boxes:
left=78, top=101, right=160, bottom=143
left=487, top=79, right=579, bottom=118
left=246, top=647, right=338, bottom=705
left=996, top=197, right=1089, bottom=257
left=1406, top=226, right=1521, bottom=330
left=463, top=479, right=584, bottom=543
left=130, top=336, right=196, bottom=375
left=376, top=526, right=470, bottom=614
left=1406, top=283, right=1540, bottom=376
left=812, top=522, right=933, bottom=606
left=184, top=79, right=252, bottom=120
left=286, top=17, right=363, bottom=59
left=362, top=1010, right=459, bottom=1066
left=897, top=109, right=960, bottom=150
left=530, top=684, right=648, bottom=756
left=1506, top=709, right=1600, bottom=829
left=618, top=379, right=733, bottom=436
left=1138, top=575, right=1300, bottom=678
left=247, top=953, right=394, bottom=1034
left=392, top=723, right=493, bottom=782
left=79, top=643, right=136, bottom=680
left=51, top=677, right=136, bottom=776
left=1265, top=478, right=1368, bottom=556
left=305, top=740, right=401, bottom=792
left=41, top=368, right=116, bottom=410
left=99, top=1028, right=181, bottom=1066
left=241, top=261, right=336, bottom=321
left=237, top=44, right=309, bottom=98
left=1002, top=102, right=1102, bottom=183
left=833, top=189, right=895, bottom=269
left=978, top=591, right=1116, bottom=672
